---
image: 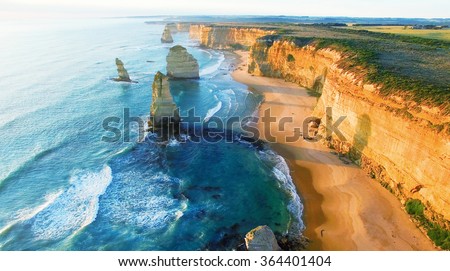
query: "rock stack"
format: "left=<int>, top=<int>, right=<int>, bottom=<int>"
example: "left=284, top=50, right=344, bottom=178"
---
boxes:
left=244, top=225, right=282, bottom=251
left=149, top=71, right=180, bottom=128
left=113, top=58, right=131, bottom=82
left=161, top=25, right=174, bottom=43
left=166, top=45, right=199, bottom=79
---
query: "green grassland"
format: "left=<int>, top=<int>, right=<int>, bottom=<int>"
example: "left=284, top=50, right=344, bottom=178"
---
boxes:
left=405, top=199, right=450, bottom=250
left=342, top=26, right=450, bottom=41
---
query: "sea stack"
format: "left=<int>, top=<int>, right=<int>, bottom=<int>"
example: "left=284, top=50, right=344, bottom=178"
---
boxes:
left=161, top=25, right=174, bottom=43
left=166, top=45, right=200, bottom=79
left=149, top=71, right=180, bottom=128
left=114, top=58, right=131, bottom=82
left=245, top=226, right=282, bottom=251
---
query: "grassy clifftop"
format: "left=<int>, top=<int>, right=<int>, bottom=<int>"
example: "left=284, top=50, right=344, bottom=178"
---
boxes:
left=256, top=25, right=450, bottom=113
left=204, top=22, right=449, bottom=113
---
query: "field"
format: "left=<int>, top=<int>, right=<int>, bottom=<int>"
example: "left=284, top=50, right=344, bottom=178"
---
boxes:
left=342, top=26, right=450, bottom=41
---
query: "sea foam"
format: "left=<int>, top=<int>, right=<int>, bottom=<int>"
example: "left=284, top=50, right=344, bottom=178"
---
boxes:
left=200, top=52, right=225, bottom=77
left=29, top=165, right=112, bottom=240
left=204, top=101, right=223, bottom=122
left=0, top=190, right=62, bottom=236
left=259, top=150, right=305, bottom=236
left=99, top=171, right=187, bottom=231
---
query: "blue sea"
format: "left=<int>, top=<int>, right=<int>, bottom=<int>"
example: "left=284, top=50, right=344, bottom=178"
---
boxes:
left=0, top=18, right=303, bottom=250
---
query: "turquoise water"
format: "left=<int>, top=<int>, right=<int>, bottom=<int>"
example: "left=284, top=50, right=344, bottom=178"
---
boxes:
left=0, top=18, right=303, bottom=250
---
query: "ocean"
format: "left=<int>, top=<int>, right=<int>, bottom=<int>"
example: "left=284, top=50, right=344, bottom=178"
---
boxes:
left=0, top=18, right=303, bottom=250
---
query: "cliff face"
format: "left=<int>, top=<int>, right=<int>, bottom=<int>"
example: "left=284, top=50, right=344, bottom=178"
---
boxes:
left=189, top=24, right=204, bottom=40
left=189, top=25, right=275, bottom=49
left=161, top=25, right=174, bottom=43
left=114, top=58, right=131, bottom=82
left=166, top=45, right=199, bottom=79
left=248, top=39, right=450, bottom=223
left=248, top=38, right=338, bottom=93
left=150, top=71, right=179, bottom=127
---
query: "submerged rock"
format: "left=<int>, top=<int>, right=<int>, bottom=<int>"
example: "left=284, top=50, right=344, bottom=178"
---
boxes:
left=113, top=58, right=131, bottom=82
left=161, top=25, right=174, bottom=43
left=166, top=45, right=199, bottom=79
left=149, top=71, right=180, bottom=128
left=204, top=225, right=245, bottom=251
left=245, top=225, right=282, bottom=251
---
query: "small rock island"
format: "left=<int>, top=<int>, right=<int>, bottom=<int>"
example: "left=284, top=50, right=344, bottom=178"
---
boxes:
left=113, top=58, right=132, bottom=82
left=245, top=225, right=282, bottom=251
left=161, top=25, right=174, bottom=43
left=166, top=45, right=199, bottom=79
left=149, top=71, right=180, bottom=129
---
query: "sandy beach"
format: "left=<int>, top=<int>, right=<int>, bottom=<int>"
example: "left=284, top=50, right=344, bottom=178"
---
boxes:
left=232, top=51, right=436, bottom=250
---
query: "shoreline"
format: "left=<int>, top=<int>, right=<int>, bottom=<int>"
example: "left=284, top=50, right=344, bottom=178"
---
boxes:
left=231, top=50, right=437, bottom=250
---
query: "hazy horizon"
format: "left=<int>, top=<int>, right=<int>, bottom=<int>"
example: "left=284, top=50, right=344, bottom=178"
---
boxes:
left=2, top=0, right=449, bottom=20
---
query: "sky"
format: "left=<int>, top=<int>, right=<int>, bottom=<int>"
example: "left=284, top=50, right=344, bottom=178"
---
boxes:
left=1, top=0, right=449, bottom=19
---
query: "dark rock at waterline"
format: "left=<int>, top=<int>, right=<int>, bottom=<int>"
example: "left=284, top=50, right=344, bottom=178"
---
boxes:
left=194, top=210, right=207, bottom=220
left=276, top=234, right=310, bottom=251
left=204, top=226, right=245, bottom=251
left=203, top=186, right=222, bottom=192
left=245, top=225, right=309, bottom=251
left=230, top=223, right=240, bottom=231
left=212, top=194, right=221, bottom=200
left=239, top=136, right=267, bottom=150
left=187, top=185, right=222, bottom=192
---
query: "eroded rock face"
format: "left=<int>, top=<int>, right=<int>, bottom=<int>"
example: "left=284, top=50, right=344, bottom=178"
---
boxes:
left=189, top=24, right=204, bottom=40
left=150, top=71, right=179, bottom=127
left=161, top=26, right=174, bottom=43
left=249, top=38, right=450, bottom=224
left=248, top=38, right=337, bottom=92
left=114, top=58, right=131, bottom=82
left=189, top=25, right=275, bottom=49
left=245, top=225, right=282, bottom=251
left=166, top=45, right=199, bottom=79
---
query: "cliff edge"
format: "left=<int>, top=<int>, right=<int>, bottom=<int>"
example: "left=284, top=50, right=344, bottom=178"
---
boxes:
left=189, top=24, right=275, bottom=49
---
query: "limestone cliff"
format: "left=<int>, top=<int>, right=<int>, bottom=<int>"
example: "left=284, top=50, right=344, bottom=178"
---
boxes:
left=248, top=38, right=450, bottom=224
left=114, top=58, right=131, bottom=82
left=248, top=38, right=336, bottom=93
left=166, top=45, right=199, bottom=79
left=189, top=24, right=275, bottom=49
left=189, top=24, right=204, bottom=40
left=150, top=71, right=179, bottom=127
left=161, top=25, right=174, bottom=43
